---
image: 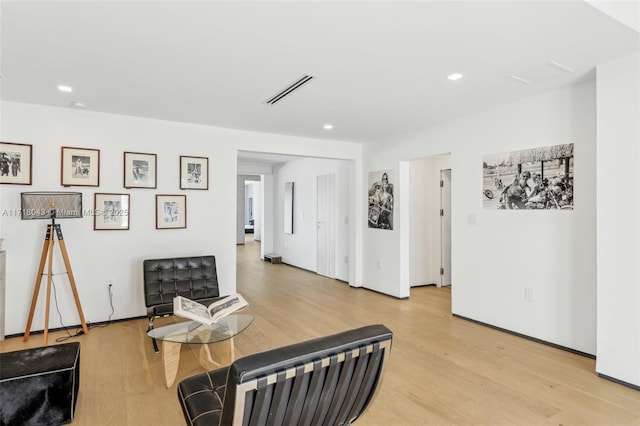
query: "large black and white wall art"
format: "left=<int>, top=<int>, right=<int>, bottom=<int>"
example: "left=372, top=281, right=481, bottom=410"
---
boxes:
left=368, top=170, right=394, bottom=229
left=483, top=143, right=574, bottom=210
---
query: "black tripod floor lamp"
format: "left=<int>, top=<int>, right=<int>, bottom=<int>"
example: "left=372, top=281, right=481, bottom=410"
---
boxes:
left=21, top=192, right=89, bottom=345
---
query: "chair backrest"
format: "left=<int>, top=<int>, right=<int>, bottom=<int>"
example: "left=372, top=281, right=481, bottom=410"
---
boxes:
left=143, top=256, right=220, bottom=314
left=221, top=324, right=392, bottom=426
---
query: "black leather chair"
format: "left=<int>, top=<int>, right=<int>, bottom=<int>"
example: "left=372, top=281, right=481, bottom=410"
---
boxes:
left=143, top=255, right=221, bottom=352
left=177, top=324, right=392, bottom=426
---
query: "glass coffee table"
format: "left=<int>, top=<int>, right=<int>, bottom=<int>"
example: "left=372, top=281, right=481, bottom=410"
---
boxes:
left=147, top=314, right=253, bottom=387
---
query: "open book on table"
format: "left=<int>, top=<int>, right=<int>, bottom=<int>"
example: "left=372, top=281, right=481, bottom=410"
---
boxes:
left=173, top=293, right=248, bottom=326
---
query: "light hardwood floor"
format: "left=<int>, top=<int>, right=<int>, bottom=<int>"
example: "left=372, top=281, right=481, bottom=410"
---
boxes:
left=2, top=235, right=639, bottom=425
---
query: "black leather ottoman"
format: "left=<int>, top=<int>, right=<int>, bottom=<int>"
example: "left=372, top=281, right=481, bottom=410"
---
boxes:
left=0, top=342, right=80, bottom=426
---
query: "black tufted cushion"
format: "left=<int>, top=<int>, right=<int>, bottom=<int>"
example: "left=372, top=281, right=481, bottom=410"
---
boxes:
left=177, top=367, right=229, bottom=426
left=143, top=256, right=220, bottom=317
left=143, top=256, right=222, bottom=352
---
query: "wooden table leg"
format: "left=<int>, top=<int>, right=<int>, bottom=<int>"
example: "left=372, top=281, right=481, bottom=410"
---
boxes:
left=162, top=341, right=182, bottom=388
left=198, top=338, right=235, bottom=371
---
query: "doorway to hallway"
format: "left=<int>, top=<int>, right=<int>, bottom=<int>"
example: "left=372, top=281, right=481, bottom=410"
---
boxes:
left=407, top=154, right=452, bottom=290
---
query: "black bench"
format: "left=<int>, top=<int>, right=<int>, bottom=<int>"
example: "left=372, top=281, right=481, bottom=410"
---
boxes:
left=0, top=342, right=80, bottom=425
left=143, top=255, right=221, bottom=352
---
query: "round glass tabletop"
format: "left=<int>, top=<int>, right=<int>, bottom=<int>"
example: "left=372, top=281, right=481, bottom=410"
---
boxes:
left=147, top=314, right=253, bottom=345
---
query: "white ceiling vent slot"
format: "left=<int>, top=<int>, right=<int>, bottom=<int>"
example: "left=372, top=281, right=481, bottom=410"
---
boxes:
left=547, top=60, right=575, bottom=73
left=264, top=75, right=314, bottom=106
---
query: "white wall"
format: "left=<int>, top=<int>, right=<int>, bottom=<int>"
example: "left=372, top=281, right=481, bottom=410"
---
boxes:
left=261, top=174, right=275, bottom=260
left=596, top=52, right=640, bottom=386
left=236, top=176, right=246, bottom=244
left=364, top=80, right=597, bottom=354
left=274, top=157, right=351, bottom=281
left=0, top=101, right=361, bottom=336
left=409, top=154, right=451, bottom=287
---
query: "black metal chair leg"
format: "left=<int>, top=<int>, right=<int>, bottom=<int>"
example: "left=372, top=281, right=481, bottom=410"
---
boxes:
left=148, top=316, right=160, bottom=353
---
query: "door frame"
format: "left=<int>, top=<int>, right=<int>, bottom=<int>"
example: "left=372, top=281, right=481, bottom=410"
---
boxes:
left=316, top=174, right=336, bottom=278
left=440, top=168, right=452, bottom=287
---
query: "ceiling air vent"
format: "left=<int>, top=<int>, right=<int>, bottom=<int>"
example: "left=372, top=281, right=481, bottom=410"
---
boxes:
left=264, top=75, right=314, bottom=106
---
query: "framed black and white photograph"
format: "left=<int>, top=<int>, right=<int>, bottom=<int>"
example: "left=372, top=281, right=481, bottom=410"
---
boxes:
left=61, top=146, right=100, bottom=187
left=180, top=155, right=209, bottom=190
left=156, top=194, right=187, bottom=229
left=124, top=152, right=157, bottom=189
left=0, top=142, right=32, bottom=185
left=483, top=143, right=574, bottom=210
left=368, top=170, right=394, bottom=230
left=94, top=193, right=130, bottom=230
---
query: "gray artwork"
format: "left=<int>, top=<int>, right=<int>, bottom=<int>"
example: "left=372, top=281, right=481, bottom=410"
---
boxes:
left=483, top=143, right=574, bottom=210
left=368, top=170, right=394, bottom=230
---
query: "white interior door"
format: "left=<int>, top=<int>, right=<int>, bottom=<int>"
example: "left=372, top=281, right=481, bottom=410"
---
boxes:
left=317, top=174, right=336, bottom=278
left=441, top=169, right=452, bottom=286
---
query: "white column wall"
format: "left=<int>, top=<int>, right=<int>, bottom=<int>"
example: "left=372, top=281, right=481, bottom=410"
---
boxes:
left=409, top=154, right=451, bottom=287
left=596, top=52, right=640, bottom=387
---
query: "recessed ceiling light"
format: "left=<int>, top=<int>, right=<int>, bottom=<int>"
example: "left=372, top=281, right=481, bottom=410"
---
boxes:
left=71, top=101, right=87, bottom=108
left=447, top=73, right=463, bottom=81
left=323, top=124, right=334, bottom=130
left=57, top=85, right=73, bottom=92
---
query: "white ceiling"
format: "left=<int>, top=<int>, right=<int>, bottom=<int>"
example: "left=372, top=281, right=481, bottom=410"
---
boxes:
left=1, top=1, right=638, bottom=145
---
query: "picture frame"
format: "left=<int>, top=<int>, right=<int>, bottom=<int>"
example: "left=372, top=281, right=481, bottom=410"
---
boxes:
left=94, top=193, right=130, bottom=231
left=124, top=152, right=157, bottom=189
left=368, top=170, right=394, bottom=230
left=482, top=143, right=574, bottom=210
left=156, top=194, right=187, bottom=229
left=61, top=146, right=100, bottom=187
left=180, top=155, right=209, bottom=190
left=0, top=142, right=32, bottom=185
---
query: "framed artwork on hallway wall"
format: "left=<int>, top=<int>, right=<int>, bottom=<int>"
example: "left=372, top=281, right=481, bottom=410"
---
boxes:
left=368, top=170, right=394, bottom=230
left=483, top=143, right=574, bottom=210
